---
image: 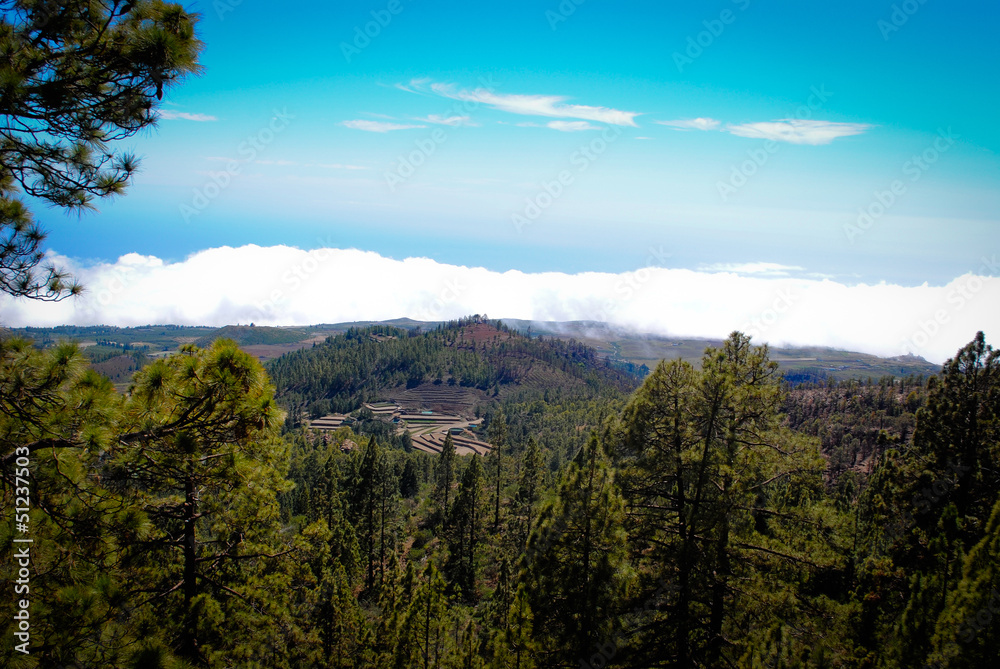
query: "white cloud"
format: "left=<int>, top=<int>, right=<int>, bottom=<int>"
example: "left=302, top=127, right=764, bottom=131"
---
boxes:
left=159, top=110, right=218, bottom=122
left=309, top=163, right=370, bottom=170
left=547, top=121, right=600, bottom=132
left=656, top=117, right=722, bottom=131
left=416, top=114, right=477, bottom=127
left=3, top=246, right=997, bottom=365
left=342, top=120, right=426, bottom=132
left=725, top=119, right=871, bottom=145
left=699, top=262, right=805, bottom=276
left=406, top=80, right=640, bottom=126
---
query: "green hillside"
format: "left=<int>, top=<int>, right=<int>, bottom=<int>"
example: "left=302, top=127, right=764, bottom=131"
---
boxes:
left=193, top=324, right=311, bottom=347
left=266, top=317, right=643, bottom=417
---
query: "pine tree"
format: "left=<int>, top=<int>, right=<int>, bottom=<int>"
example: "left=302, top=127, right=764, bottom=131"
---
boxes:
left=400, top=458, right=420, bottom=498
left=350, top=439, right=396, bottom=593
left=448, top=454, right=485, bottom=599
left=112, top=340, right=294, bottom=666
left=511, top=437, right=544, bottom=552
left=614, top=333, right=839, bottom=667
left=490, top=406, right=509, bottom=530
left=524, top=433, right=629, bottom=667
left=927, top=497, right=1000, bottom=668
left=1, top=339, right=129, bottom=665
left=395, top=563, right=450, bottom=669
left=911, top=331, right=998, bottom=547
left=491, top=586, right=538, bottom=669
left=1, top=0, right=203, bottom=299
left=857, top=333, right=999, bottom=665
left=435, top=432, right=457, bottom=524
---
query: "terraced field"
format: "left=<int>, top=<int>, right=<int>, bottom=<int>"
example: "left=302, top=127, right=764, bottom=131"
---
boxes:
left=410, top=430, right=492, bottom=457
left=510, top=360, right=588, bottom=391
left=385, top=383, right=487, bottom=413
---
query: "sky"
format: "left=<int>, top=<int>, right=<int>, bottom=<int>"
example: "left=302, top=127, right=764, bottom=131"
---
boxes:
left=4, top=0, right=1000, bottom=363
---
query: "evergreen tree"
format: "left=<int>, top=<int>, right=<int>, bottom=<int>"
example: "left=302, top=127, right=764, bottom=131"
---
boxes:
left=350, top=439, right=396, bottom=593
left=911, top=331, right=998, bottom=547
left=448, top=454, right=485, bottom=599
left=858, top=332, right=999, bottom=666
left=490, top=406, right=509, bottom=530
left=395, top=563, right=450, bottom=669
left=927, top=497, right=1000, bottom=668
left=524, top=433, right=630, bottom=667
left=614, top=333, right=841, bottom=667
left=511, top=437, right=544, bottom=551
left=1, top=0, right=203, bottom=299
left=1, top=338, right=128, bottom=665
left=400, top=458, right=420, bottom=498
left=491, top=586, right=538, bottom=669
left=111, top=340, right=293, bottom=666
left=435, top=432, right=457, bottom=524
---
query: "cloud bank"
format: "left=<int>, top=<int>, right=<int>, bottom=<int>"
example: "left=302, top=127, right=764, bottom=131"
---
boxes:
left=2, top=245, right=997, bottom=365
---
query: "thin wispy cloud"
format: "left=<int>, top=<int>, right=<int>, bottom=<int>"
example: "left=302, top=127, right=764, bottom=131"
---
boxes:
left=394, top=78, right=432, bottom=95
left=700, top=262, right=805, bottom=277
left=725, top=119, right=871, bottom=145
left=310, top=163, right=370, bottom=170
left=6, top=246, right=996, bottom=365
left=547, top=121, right=600, bottom=132
left=405, top=80, right=640, bottom=126
left=343, top=120, right=427, bottom=132
left=203, top=158, right=369, bottom=171
left=656, top=117, right=721, bottom=131
left=416, top=114, right=477, bottom=126
left=159, top=110, right=218, bottom=122
left=654, top=117, right=870, bottom=144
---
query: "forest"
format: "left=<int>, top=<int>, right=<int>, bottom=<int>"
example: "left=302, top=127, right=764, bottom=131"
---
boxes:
left=2, top=2, right=998, bottom=667
left=2, top=322, right=998, bottom=668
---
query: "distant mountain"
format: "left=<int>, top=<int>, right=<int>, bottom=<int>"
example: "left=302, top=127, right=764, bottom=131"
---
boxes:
left=266, top=317, right=643, bottom=417
left=193, top=324, right=310, bottom=347
left=501, top=319, right=941, bottom=383
left=7, top=318, right=942, bottom=387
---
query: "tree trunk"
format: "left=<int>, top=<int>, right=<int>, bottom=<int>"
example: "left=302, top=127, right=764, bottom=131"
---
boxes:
left=494, top=449, right=502, bottom=530
left=708, top=475, right=731, bottom=667
left=181, top=476, right=200, bottom=661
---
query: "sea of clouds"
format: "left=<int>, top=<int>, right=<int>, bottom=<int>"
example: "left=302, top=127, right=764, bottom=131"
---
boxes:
left=2, top=244, right=997, bottom=365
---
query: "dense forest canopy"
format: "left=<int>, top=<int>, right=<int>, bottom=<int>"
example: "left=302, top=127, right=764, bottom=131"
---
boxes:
left=3, top=324, right=998, bottom=667
left=267, top=317, right=645, bottom=417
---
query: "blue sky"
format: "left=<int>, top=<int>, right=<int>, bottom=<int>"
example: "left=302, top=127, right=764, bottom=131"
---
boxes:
left=8, top=0, right=1000, bottom=361
left=39, top=0, right=997, bottom=280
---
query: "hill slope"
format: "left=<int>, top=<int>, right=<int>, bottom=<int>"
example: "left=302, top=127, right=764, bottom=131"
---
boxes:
left=501, top=319, right=941, bottom=382
left=193, top=324, right=310, bottom=347
left=266, top=317, right=643, bottom=416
